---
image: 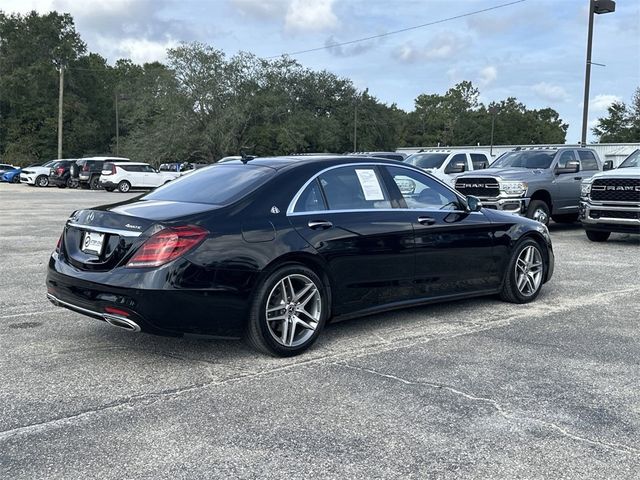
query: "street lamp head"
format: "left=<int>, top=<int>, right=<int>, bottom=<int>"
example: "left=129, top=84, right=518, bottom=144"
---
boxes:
left=593, top=0, right=615, bottom=15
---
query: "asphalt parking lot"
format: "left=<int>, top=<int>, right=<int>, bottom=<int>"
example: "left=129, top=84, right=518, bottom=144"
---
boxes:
left=0, top=183, right=639, bottom=479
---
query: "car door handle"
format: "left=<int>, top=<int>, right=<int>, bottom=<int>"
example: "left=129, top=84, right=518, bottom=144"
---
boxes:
left=417, top=216, right=436, bottom=225
left=574, top=177, right=582, bottom=180
left=308, top=220, right=333, bottom=230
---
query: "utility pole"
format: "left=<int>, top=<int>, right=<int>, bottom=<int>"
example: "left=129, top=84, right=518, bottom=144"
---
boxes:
left=489, top=106, right=498, bottom=156
left=57, top=66, right=64, bottom=159
left=353, top=102, right=358, bottom=152
left=115, top=92, right=119, bottom=156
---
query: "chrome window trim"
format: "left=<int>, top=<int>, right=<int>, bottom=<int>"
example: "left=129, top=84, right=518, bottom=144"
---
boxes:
left=287, top=162, right=467, bottom=215
left=67, top=222, right=143, bottom=237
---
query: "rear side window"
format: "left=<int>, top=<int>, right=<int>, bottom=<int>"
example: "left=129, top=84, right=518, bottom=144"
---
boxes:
left=142, top=164, right=276, bottom=205
left=294, top=179, right=327, bottom=213
left=471, top=154, right=489, bottom=169
left=316, top=166, right=391, bottom=210
left=120, top=164, right=144, bottom=172
left=578, top=150, right=599, bottom=170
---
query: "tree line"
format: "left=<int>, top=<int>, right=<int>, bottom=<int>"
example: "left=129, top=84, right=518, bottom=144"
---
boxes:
left=0, top=11, right=634, bottom=167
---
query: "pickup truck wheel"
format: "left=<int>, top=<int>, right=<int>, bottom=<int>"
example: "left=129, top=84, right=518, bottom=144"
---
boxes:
left=36, top=175, right=49, bottom=187
left=585, top=230, right=610, bottom=242
left=500, top=238, right=545, bottom=304
left=117, top=180, right=131, bottom=193
left=526, top=200, right=550, bottom=226
left=552, top=214, right=579, bottom=224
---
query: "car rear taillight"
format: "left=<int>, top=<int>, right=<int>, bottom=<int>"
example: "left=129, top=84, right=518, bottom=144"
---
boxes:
left=82, top=163, right=89, bottom=172
left=56, top=167, right=64, bottom=175
left=126, top=226, right=208, bottom=268
left=55, top=233, right=63, bottom=253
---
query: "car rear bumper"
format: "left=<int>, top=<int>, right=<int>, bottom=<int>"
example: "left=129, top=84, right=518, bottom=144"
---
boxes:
left=46, top=257, right=249, bottom=339
left=99, top=180, right=117, bottom=189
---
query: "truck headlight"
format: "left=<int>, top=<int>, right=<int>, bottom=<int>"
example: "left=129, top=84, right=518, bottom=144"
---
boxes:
left=500, top=181, right=527, bottom=195
left=580, top=183, right=591, bottom=197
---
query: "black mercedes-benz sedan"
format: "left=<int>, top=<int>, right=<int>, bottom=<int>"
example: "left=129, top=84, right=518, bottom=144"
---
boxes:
left=47, top=156, right=554, bottom=356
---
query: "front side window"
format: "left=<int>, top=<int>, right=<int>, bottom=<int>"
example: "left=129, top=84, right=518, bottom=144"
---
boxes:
left=444, top=153, right=467, bottom=174
left=385, top=166, right=461, bottom=210
left=556, top=150, right=577, bottom=169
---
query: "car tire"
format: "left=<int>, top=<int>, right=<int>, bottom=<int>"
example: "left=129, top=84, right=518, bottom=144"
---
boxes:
left=36, top=175, right=49, bottom=187
left=499, top=238, right=546, bottom=304
left=526, top=200, right=550, bottom=226
left=90, top=176, right=100, bottom=190
left=117, top=180, right=131, bottom=193
left=12, top=175, right=20, bottom=183
left=57, top=183, right=66, bottom=188
left=246, top=264, right=328, bottom=357
left=104, top=187, right=115, bottom=192
left=551, top=214, right=579, bottom=224
left=585, top=230, right=611, bottom=242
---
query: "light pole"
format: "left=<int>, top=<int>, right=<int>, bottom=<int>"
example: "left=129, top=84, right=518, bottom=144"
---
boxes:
left=114, top=93, right=128, bottom=155
left=581, top=0, right=615, bottom=146
left=489, top=106, right=498, bottom=156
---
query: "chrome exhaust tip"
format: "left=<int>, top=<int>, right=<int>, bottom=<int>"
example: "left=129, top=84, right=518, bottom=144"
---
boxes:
left=103, top=314, right=141, bottom=333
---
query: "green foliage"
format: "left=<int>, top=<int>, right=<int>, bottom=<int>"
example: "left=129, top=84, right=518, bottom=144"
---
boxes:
left=592, top=88, right=640, bottom=142
left=0, top=11, right=585, bottom=166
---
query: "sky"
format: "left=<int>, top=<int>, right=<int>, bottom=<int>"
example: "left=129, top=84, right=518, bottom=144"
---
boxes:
left=3, top=0, right=639, bottom=144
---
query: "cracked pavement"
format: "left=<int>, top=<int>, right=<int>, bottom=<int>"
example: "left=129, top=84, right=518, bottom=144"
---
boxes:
left=1, top=183, right=639, bottom=479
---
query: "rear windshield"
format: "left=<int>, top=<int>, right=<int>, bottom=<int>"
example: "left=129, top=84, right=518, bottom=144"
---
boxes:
left=491, top=151, right=555, bottom=169
left=142, top=164, right=276, bottom=205
left=405, top=153, right=449, bottom=169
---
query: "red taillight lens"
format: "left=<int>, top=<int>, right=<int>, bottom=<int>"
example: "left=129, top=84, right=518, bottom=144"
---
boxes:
left=56, top=167, right=64, bottom=175
left=82, top=164, right=89, bottom=172
left=126, top=226, right=208, bottom=268
left=55, top=233, right=63, bottom=253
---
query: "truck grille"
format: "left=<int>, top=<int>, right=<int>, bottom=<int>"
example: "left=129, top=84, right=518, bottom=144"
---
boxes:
left=589, top=210, right=640, bottom=220
left=455, top=177, right=500, bottom=197
left=591, top=178, right=640, bottom=202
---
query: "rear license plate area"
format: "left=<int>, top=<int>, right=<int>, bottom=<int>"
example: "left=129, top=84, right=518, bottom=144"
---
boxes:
left=82, top=231, right=105, bottom=256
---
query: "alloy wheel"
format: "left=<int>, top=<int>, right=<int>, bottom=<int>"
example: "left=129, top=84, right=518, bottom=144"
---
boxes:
left=265, top=274, right=321, bottom=347
left=37, top=176, right=48, bottom=187
left=514, top=245, right=543, bottom=297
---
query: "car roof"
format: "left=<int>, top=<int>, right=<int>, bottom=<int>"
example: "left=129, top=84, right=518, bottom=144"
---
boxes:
left=229, top=155, right=411, bottom=171
left=82, top=156, right=130, bottom=161
left=110, top=161, right=149, bottom=166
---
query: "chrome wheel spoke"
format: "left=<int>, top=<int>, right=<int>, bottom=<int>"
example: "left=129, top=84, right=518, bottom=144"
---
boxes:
left=514, top=245, right=543, bottom=297
left=265, top=273, right=322, bottom=348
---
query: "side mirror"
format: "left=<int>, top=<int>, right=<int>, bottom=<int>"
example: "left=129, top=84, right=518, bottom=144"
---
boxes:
left=466, top=195, right=483, bottom=212
left=555, top=161, right=579, bottom=174
left=603, top=160, right=613, bottom=171
left=446, top=161, right=466, bottom=174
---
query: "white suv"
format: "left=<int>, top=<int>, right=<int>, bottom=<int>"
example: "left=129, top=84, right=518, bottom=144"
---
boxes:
left=99, top=162, right=180, bottom=193
left=404, top=149, right=491, bottom=186
left=20, top=160, right=60, bottom=187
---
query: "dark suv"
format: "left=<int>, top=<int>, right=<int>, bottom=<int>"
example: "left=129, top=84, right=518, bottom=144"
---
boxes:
left=78, top=156, right=130, bottom=190
left=48, top=160, right=78, bottom=188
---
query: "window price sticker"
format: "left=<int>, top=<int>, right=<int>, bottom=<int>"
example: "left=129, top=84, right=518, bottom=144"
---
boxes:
left=355, top=169, right=385, bottom=201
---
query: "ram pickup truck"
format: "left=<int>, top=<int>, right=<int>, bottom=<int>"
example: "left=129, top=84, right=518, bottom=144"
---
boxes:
left=455, top=147, right=603, bottom=225
left=579, top=149, right=640, bottom=241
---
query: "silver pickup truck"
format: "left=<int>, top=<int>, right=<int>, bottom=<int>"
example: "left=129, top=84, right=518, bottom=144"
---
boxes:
left=579, top=149, right=640, bottom=241
left=454, top=147, right=603, bottom=225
